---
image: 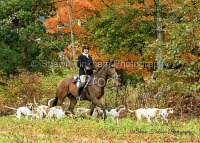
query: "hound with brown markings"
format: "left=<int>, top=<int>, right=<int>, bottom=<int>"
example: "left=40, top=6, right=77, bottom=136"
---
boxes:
left=128, top=108, right=161, bottom=124
left=34, top=97, right=50, bottom=119
left=106, top=105, right=126, bottom=124
left=74, top=107, right=104, bottom=119
left=74, top=107, right=91, bottom=119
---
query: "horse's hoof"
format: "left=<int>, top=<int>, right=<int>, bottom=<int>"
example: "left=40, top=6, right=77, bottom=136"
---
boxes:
left=104, top=115, right=107, bottom=121
left=76, top=96, right=82, bottom=100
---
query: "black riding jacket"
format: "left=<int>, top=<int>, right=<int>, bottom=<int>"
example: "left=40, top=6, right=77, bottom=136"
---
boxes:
left=77, top=54, right=95, bottom=76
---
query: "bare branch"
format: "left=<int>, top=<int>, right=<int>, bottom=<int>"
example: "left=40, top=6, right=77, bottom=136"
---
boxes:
left=101, top=0, right=110, bottom=8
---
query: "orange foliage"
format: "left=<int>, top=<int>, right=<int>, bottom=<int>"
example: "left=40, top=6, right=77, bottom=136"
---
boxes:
left=74, top=0, right=95, bottom=11
left=181, top=53, right=196, bottom=63
left=45, top=0, right=177, bottom=77
left=113, top=48, right=153, bottom=77
left=44, top=0, right=97, bottom=35
left=133, top=3, right=143, bottom=9
left=44, top=0, right=124, bottom=35
left=141, top=15, right=154, bottom=21
left=44, top=0, right=122, bottom=63
left=58, top=7, right=68, bottom=23
left=44, top=17, right=59, bottom=28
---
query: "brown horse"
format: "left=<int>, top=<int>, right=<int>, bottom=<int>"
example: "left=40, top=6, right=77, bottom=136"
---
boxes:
left=51, top=61, right=118, bottom=120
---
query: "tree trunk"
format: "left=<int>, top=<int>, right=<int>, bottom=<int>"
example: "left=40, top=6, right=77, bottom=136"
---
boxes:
left=154, top=0, right=164, bottom=98
left=154, top=0, right=163, bottom=69
left=67, top=0, right=76, bottom=75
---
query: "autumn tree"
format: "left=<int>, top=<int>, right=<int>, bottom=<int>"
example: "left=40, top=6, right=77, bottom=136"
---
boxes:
left=85, top=0, right=200, bottom=95
left=43, top=0, right=122, bottom=72
left=152, top=0, right=200, bottom=95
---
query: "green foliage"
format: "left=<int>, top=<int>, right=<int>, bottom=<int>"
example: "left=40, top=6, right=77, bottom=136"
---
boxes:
left=140, top=1, right=200, bottom=95
left=0, top=42, right=22, bottom=75
left=0, top=0, right=67, bottom=75
left=86, top=2, right=155, bottom=56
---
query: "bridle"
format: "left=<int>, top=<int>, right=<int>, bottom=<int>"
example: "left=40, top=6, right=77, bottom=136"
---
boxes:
left=106, top=65, right=118, bottom=80
left=94, top=64, right=117, bottom=79
left=87, top=64, right=119, bottom=87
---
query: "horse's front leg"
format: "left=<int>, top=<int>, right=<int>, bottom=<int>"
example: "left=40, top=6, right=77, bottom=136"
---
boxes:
left=68, top=95, right=77, bottom=114
left=91, top=98, right=107, bottom=120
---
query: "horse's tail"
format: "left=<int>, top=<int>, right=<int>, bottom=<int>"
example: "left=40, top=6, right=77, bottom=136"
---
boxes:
left=51, top=96, right=58, bottom=107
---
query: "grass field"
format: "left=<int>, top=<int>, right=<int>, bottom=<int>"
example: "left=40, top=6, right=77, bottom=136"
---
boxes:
left=0, top=116, right=199, bottom=143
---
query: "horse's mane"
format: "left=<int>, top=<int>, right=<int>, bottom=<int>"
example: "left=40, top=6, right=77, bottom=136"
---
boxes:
left=96, top=64, right=105, bottom=73
left=94, top=62, right=108, bottom=75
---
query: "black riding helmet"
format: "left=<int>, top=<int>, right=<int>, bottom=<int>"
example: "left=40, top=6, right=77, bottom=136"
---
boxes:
left=82, top=44, right=89, bottom=52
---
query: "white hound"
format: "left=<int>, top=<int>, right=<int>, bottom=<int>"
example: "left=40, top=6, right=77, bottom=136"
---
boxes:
left=3, top=103, right=34, bottom=120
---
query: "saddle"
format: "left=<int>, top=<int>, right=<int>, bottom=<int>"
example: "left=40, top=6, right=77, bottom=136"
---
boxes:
left=72, top=75, right=91, bottom=89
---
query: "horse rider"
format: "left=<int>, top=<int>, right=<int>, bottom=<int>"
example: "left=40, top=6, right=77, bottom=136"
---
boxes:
left=76, top=44, right=95, bottom=100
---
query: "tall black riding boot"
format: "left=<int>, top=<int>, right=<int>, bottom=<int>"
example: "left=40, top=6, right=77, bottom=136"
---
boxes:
left=76, top=86, right=84, bottom=100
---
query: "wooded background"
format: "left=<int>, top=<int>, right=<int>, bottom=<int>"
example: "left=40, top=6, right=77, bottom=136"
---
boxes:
left=0, top=0, right=199, bottom=117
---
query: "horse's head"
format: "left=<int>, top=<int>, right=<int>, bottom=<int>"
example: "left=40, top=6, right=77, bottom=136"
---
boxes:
left=95, top=60, right=121, bottom=86
left=106, top=60, right=119, bottom=79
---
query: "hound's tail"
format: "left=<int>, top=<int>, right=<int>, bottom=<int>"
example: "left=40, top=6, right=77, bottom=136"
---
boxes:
left=118, top=107, right=126, bottom=113
left=51, top=96, right=58, bottom=107
left=33, top=96, right=39, bottom=107
left=3, top=106, right=17, bottom=110
left=127, top=109, right=136, bottom=113
left=48, top=97, right=55, bottom=106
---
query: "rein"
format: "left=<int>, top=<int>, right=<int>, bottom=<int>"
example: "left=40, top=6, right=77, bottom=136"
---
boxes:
left=86, top=66, right=118, bottom=87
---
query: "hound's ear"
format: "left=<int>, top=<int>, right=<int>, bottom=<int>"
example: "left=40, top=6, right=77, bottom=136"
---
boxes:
left=116, top=107, right=119, bottom=112
left=111, top=60, right=115, bottom=64
left=116, top=109, right=119, bottom=112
